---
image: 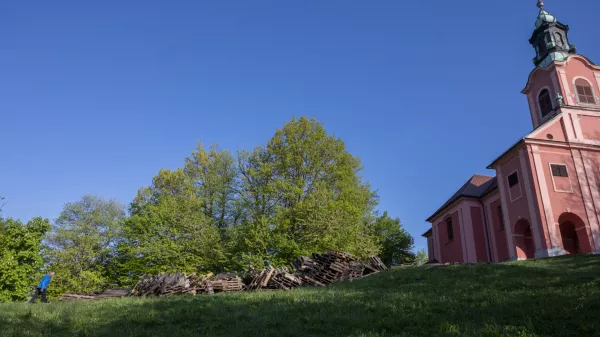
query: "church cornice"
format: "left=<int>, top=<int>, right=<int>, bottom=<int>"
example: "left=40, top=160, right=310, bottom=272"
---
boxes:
left=521, top=54, right=599, bottom=94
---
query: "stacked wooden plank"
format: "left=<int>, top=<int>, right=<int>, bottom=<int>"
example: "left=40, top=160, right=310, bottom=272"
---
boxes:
left=59, top=288, right=131, bottom=301
left=129, top=272, right=213, bottom=297
left=210, top=273, right=244, bottom=293
left=60, top=293, right=96, bottom=301
left=295, top=251, right=388, bottom=286
left=268, top=268, right=303, bottom=290
left=59, top=251, right=388, bottom=300
left=247, top=266, right=303, bottom=291
left=366, top=256, right=388, bottom=272
left=95, top=288, right=131, bottom=299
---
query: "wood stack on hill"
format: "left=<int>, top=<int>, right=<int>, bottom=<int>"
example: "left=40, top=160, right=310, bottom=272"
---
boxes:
left=247, top=266, right=303, bottom=291
left=129, top=272, right=213, bottom=297
left=60, top=293, right=96, bottom=301
left=294, top=251, right=387, bottom=286
left=59, top=251, right=387, bottom=300
left=210, top=273, right=244, bottom=293
left=246, top=251, right=388, bottom=290
left=60, top=288, right=131, bottom=301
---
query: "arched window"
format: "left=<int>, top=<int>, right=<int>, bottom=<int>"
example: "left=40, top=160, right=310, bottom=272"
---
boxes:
left=446, top=218, right=454, bottom=242
left=574, top=78, right=596, bottom=104
left=538, top=89, right=553, bottom=118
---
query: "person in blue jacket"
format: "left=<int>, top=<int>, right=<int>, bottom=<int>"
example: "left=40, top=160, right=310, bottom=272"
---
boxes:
left=29, top=272, right=55, bottom=303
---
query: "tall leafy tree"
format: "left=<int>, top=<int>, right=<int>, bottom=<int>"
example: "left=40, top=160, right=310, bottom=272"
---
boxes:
left=184, top=143, right=240, bottom=232
left=0, top=217, right=50, bottom=302
left=118, top=169, right=227, bottom=281
left=371, top=212, right=415, bottom=265
left=44, top=195, right=126, bottom=296
left=233, top=117, right=380, bottom=266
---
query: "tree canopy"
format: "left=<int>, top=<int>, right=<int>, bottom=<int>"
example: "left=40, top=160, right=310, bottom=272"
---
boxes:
left=0, top=117, right=416, bottom=301
left=0, top=217, right=50, bottom=302
left=44, top=196, right=126, bottom=297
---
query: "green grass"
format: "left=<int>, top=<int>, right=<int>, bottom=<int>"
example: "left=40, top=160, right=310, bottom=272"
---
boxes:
left=1, top=255, right=599, bottom=337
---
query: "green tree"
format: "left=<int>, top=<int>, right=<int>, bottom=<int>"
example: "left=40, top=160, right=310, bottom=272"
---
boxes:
left=184, top=142, right=240, bottom=232
left=371, top=212, right=415, bottom=266
left=232, top=117, right=380, bottom=266
left=0, top=217, right=50, bottom=302
left=118, top=169, right=226, bottom=282
left=415, top=248, right=428, bottom=266
left=44, top=195, right=126, bottom=297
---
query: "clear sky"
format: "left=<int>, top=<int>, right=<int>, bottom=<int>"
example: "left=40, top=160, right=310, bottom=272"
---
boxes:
left=1, top=1, right=599, bottom=251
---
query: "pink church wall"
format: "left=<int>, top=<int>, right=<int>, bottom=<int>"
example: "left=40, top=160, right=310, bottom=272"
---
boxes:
left=435, top=211, right=464, bottom=263
left=537, top=146, right=586, bottom=242
left=529, top=117, right=568, bottom=143
left=499, top=154, right=534, bottom=231
left=489, top=198, right=509, bottom=261
left=525, top=145, right=553, bottom=250
left=560, top=57, right=600, bottom=106
left=524, top=67, right=561, bottom=127
left=470, top=206, right=489, bottom=263
left=579, top=115, right=600, bottom=141
left=427, top=237, right=434, bottom=261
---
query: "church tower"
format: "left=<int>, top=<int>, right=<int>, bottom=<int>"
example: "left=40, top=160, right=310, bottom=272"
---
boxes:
left=530, top=0, right=576, bottom=68
left=522, top=0, right=600, bottom=130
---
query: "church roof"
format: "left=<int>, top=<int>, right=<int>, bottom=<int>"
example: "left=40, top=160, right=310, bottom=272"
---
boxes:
left=535, top=9, right=556, bottom=29
left=426, top=174, right=497, bottom=222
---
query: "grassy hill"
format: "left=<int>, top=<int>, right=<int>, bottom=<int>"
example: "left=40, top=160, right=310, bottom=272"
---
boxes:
left=1, top=255, right=599, bottom=337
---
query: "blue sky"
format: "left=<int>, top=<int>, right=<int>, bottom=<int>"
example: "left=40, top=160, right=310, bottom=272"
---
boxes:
left=1, top=1, right=598, bottom=251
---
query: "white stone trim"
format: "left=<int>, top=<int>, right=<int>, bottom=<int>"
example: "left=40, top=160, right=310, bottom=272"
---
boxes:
left=458, top=208, right=468, bottom=262
left=527, top=94, right=541, bottom=127
left=561, top=110, right=577, bottom=141
left=484, top=198, right=500, bottom=262
left=559, top=69, right=575, bottom=106
left=570, top=149, right=599, bottom=252
left=530, top=145, right=560, bottom=249
left=569, top=112, right=583, bottom=141
left=594, top=72, right=600, bottom=97
left=582, top=157, right=600, bottom=252
left=462, top=204, right=477, bottom=263
left=433, top=222, right=442, bottom=262
left=496, top=168, right=517, bottom=259
left=519, top=148, right=545, bottom=257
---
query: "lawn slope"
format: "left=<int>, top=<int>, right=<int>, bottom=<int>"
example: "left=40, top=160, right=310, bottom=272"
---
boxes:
left=1, top=255, right=599, bottom=337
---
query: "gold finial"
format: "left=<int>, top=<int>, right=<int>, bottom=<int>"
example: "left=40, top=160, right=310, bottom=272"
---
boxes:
left=537, top=0, right=545, bottom=9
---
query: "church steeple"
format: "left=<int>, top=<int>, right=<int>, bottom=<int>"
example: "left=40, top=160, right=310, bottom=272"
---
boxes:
left=530, top=1, right=576, bottom=67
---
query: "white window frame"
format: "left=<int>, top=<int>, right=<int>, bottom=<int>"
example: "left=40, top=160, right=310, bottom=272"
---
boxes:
left=507, top=170, right=523, bottom=203
left=572, top=76, right=598, bottom=106
left=548, top=162, right=573, bottom=193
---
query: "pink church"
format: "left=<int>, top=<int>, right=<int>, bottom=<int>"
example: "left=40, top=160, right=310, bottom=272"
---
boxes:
left=423, top=2, right=600, bottom=263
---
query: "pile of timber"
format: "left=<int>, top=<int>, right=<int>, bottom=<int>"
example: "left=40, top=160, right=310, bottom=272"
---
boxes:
left=129, top=272, right=213, bottom=297
left=60, top=293, right=96, bottom=301
left=247, top=266, right=303, bottom=291
left=246, top=251, right=388, bottom=290
left=60, top=288, right=131, bottom=301
left=210, top=273, right=244, bottom=293
left=293, top=251, right=388, bottom=286
left=60, top=251, right=387, bottom=299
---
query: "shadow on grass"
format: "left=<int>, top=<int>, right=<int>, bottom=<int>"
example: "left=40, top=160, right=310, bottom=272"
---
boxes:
left=1, top=255, right=599, bottom=337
